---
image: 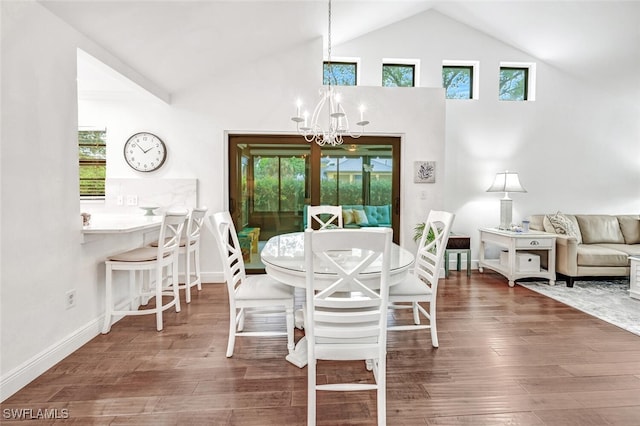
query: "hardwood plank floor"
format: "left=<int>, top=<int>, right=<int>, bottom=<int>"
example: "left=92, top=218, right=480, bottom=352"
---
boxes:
left=3, top=271, right=640, bottom=425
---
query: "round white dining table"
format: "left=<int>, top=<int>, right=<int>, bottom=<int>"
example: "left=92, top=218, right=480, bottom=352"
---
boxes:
left=260, top=231, right=415, bottom=368
left=261, top=231, right=415, bottom=288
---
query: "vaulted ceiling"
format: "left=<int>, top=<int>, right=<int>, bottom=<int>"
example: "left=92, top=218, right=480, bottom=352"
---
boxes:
left=40, top=1, right=640, bottom=96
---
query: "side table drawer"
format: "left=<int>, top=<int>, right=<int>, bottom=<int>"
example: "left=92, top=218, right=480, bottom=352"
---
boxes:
left=516, top=238, right=553, bottom=249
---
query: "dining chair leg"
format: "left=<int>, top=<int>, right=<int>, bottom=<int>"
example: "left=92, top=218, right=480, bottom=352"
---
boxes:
left=430, top=304, right=439, bottom=348
left=378, top=357, right=387, bottom=426
left=307, top=359, right=317, bottom=426
left=226, top=304, right=237, bottom=358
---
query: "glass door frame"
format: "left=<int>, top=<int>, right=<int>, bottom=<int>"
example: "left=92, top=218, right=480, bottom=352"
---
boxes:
left=229, top=134, right=401, bottom=244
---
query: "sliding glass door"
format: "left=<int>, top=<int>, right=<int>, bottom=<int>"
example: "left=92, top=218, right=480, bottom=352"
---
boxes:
left=229, top=135, right=400, bottom=270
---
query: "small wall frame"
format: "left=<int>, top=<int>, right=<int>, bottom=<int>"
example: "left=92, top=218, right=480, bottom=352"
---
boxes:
left=414, top=161, right=436, bottom=183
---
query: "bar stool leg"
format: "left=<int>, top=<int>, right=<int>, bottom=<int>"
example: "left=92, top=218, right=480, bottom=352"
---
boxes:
left=103, top=264, right=113, bottom=334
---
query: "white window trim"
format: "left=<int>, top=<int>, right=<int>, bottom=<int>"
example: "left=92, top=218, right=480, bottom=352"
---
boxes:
left=381, top=58, right=421, bottom=87
left=499, top=61, right=536, bottom=101
left=442, top=60, right=480, bottom=100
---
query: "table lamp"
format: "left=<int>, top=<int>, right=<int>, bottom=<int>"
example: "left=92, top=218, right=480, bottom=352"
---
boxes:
left=486, top=171, right=527, bottom=230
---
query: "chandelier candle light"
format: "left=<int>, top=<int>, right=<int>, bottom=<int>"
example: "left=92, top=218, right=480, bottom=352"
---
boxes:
left=291, top=0, right=369, bottom=146
left=486, top=170, right=527, bottom=230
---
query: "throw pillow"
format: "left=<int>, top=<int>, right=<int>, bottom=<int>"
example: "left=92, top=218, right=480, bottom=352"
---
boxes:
left=353, top=209, right=369, bottom=226
left=342, top=209, right=354, bottom=225
left=545, top=212, right=582, bottom=243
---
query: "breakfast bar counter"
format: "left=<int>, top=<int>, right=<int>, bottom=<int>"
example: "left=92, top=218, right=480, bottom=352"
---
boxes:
left=82, top=214, right=163, bottom=234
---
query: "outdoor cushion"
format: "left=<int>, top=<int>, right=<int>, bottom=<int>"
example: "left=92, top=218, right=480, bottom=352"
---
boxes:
left=365, top=205, right=390, bottom=226
left=342, top=208, right=354, bottom=225
left=353, top=209, right=369, bottom=225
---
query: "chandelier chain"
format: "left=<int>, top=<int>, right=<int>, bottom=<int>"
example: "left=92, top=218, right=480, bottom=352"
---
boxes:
left=290, top=0, right=369, bottom=146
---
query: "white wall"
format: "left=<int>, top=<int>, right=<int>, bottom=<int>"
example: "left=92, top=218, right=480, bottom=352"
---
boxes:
left=336, top=9, right=640, bottom=243
left=1, top=1, right=445, bottom=399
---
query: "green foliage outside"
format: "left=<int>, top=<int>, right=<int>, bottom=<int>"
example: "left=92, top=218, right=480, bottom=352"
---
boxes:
left=442, top=66, right=472, bottom=99
left=499, top=68, right=527, bottom=101
left=382, top=65, right=414, bottom=87
left=252, top=156, right=391, bottom=212
left=323, top=63, right=356, bottom=86
left=253, top=156, right=306, bottom=212
left=79, top=130, right=106, bottom=196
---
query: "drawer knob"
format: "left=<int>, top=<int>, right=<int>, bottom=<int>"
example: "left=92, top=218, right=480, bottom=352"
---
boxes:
left=530, top=240, right=540, bottom=246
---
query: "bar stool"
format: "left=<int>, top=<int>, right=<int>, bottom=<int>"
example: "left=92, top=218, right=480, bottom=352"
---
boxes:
left=181, top=207, right=207, bottom=303
left=150, top=207, right=208, bottom=303
left=102, top=210, right=188, bottom=333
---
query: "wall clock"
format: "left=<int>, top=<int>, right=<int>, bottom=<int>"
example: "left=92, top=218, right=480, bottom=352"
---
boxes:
left=123, top=132, right=167, bottom=172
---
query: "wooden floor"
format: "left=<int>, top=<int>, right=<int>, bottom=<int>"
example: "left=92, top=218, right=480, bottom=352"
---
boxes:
left=3, top=271, right=640, bottom=425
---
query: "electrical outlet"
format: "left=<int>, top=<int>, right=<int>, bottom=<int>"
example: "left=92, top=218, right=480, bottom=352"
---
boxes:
left=126, top=195, right=138, bottom=206
left=65, top=289, right=76, bottom=310
left=117, top=195, right=124, bottom=206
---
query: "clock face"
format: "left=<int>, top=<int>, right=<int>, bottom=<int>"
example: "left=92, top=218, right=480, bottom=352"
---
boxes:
left=123, top=132, right=167, bottom=172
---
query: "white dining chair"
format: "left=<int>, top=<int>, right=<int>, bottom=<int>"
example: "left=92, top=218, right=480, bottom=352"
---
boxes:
left=102, top=210, right=188, bottom=333
left=305, top=227, right=392, bottom=426
left=306, top=205, right=343, bottom=229
left=387, top=210, right=454, bottom=348
left=209, top=211, right=295, bottom=358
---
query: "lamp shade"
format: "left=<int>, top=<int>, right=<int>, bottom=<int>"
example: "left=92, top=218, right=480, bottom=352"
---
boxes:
left=486, top=171, right=527, bottom=194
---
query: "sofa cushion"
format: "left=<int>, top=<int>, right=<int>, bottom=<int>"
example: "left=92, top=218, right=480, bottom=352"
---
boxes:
left=544, top=212, right=582, bottom=243
left=576, top=215, right=624, bottom=244
left=576, top=244, right=629, bottom=267
left=365, top=205, right=390, bottom=226
left=617, top=215, right=640, bottom=244
left=597, top=243, right=640, bottom=257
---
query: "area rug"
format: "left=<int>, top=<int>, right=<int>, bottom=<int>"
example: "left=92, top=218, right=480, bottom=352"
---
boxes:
left=518, top=279, right=640, bottom=337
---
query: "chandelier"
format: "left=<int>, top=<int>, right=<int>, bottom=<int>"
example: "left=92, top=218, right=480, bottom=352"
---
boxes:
left=291, top=0, right=370, bottom=146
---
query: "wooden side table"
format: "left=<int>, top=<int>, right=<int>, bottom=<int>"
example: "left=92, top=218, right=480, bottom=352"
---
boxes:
left=478, top=227, right=556, bottom=287
left=445, top=234, right=471, bottom=278
left=630, top=256, right=640, bottom=300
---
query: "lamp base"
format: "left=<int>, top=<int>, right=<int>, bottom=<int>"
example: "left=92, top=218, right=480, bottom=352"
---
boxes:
left=498, top=198, right=513, bottom=230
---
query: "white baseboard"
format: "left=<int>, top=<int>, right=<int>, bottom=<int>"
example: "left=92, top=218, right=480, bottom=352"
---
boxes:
left=0, top=317, right=102, bottom=402
left=201, top=272, right=225, bottom=283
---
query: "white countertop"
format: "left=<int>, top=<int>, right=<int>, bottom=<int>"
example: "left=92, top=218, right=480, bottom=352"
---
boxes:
left=82, top=214, right=162, bottom=234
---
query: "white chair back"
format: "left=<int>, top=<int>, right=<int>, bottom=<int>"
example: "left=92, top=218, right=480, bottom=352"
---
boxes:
left=307, top=205, right=343, bottom=230
left=304, top=227, right=392, bottom=426
left=157, top=211, right=189, bottom=266
left=186, top=207, right=207, bottom=246
left=415, top=210, right=455, bottom=290
left=210, top=211, right=246, bottom=294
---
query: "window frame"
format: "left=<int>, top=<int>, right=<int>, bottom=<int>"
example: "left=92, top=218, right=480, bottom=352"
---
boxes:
left=442, top=60, right=479, bottom=100
left=499, top=62, right=536, bottom=101
left=323, top=60, right=358, bottom=86
left=382, top=63, right=416, bottom=87
left=78, top=128, right=107, bottom=199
